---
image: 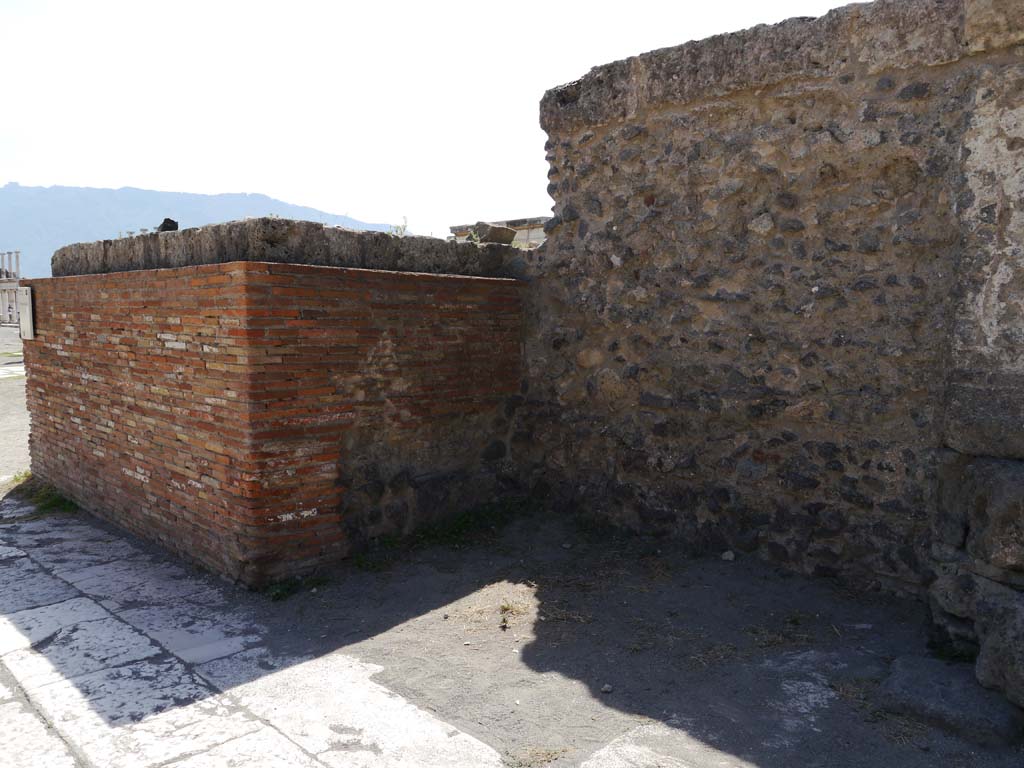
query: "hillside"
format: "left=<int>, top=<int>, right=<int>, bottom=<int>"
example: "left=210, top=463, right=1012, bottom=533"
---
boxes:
left=0, top=183, right=392, bottom=277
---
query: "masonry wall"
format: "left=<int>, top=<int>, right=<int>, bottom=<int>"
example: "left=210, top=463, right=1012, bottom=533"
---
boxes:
left=239, top=263, right=524, bottom=577
left=519, top=0, right=1024, bottom=704
left=527, top=0, right=1023, bottom=578
left=23, top=259, right=524, bottom=585
left=24, top=265, right=261, bottom=577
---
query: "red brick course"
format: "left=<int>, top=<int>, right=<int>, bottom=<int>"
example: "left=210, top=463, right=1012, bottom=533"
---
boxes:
left=22, top=262, right=524, bottom=585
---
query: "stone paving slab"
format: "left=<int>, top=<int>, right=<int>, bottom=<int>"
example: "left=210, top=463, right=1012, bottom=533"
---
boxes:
left=28, top=659, right=262, bottom=768
left=0, top=544, right=25, bottom=559
left=165, top=729, right=323, bottom=768
left=0, top=497, right=34, bottom=521
left=3, top=518, right=146, bottom=576
left=68, top=558, right=210, bottom=610
left=0, top=326, right=28, bottom=483
left=0, top=663, right=81, bottom=768
left=197, top=647, right=504, bottom=768
left=0, top=699, right=81, bottom=768
left=0, top=597, right=113, bottom=656
left=118, top=593, right=262, bottom=665
left=0, top=560, right=81, bottom=615
left=581, top=721, right=757, bottom=768
left=4, top=617, right=163, bottom=690
left=0, top=503, right=505, bottom=768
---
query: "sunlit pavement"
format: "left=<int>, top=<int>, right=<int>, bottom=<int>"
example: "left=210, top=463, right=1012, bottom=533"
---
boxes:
left=0, top=326, right=29, bottom=484
left=0, top=495, right=502, bottom=768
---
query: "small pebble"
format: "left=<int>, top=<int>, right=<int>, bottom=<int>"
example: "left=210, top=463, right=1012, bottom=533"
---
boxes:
left=601, top=684, right=614, bottom=694
left=721, top=550, right=736, bottom=561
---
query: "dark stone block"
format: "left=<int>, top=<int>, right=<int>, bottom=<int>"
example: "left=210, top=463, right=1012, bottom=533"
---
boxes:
left=944, top=373, right=1024, bottom=459
left=878, top=655, right=1024, bottom=745
left=897, top=82, right=931, bottom=100
left=482, top=441, right=507, bottom=462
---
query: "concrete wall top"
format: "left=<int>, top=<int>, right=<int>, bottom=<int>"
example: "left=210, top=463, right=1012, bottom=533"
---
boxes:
left=51, top=218, right=528, bottom=280
left=540, top=0, right=1024, bottom=133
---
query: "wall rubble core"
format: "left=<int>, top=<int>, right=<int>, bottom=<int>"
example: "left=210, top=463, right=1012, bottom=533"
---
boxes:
left=528, top=0, right=1024, bottom=707
left=18, top=0, right=1024, bottom=710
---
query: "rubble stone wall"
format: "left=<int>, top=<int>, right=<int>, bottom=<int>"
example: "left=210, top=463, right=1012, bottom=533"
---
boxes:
left=50, top=217, right=528, bottom=280
left=521, top=0, right=1024, bottom=701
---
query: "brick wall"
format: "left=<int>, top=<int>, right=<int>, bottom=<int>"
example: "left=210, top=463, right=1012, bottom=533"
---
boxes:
left=23, top=261, right=524, bottom=585
left=239, top=263, right=524, bottom=581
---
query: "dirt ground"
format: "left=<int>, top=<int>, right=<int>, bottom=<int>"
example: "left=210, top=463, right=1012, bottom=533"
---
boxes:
left=248, top=513, right=1023, bottom=767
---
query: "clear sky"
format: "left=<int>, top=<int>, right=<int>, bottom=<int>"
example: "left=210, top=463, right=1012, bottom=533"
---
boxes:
left=1, top=0, right=849, bottom=237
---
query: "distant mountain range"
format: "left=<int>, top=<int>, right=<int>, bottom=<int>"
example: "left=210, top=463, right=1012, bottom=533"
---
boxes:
left=0, top=182, right=392, bottom=277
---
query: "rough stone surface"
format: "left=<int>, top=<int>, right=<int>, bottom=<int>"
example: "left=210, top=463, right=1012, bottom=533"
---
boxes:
left=524, top=0, right=1024, bottom=706
left=965, top=0, right=1024, bottom=53
left=931, top=456, right=1024, bottom=707
left=878, top=655, right=1024, bottom=745
left=51, top=217, right=527, bottom=279
left=529, top=1, right=1007, bottom=593
left=946, top=58, right=1024, bottom=458
left=536, top=0, right=1024, bottom=134
left=935, top=457, right=1024, bottom=572
left=471, top=221, right=518, bottom=245
left=0, top=700, right=80, bottom=768
left=975, top=582, right=1024, bottom=709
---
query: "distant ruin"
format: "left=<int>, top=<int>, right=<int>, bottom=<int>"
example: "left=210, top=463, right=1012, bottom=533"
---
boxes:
left=0, top=251, right=22, bottom=326
left=20, top=0, right=1024, bottom=708
left=449, top=217, right=548, bottom=248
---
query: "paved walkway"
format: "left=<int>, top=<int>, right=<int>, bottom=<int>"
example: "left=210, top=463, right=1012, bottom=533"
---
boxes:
left=0, top=363, right=24, bottom=380
left=0, top=495, right=500, bottom=768
left=1, top=485, right=1021, bottom=767
left=0, top=326, right=28, bottom=485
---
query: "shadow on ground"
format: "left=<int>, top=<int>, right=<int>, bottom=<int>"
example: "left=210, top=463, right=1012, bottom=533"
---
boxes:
left=1, top=486, right=1021, bottom=767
